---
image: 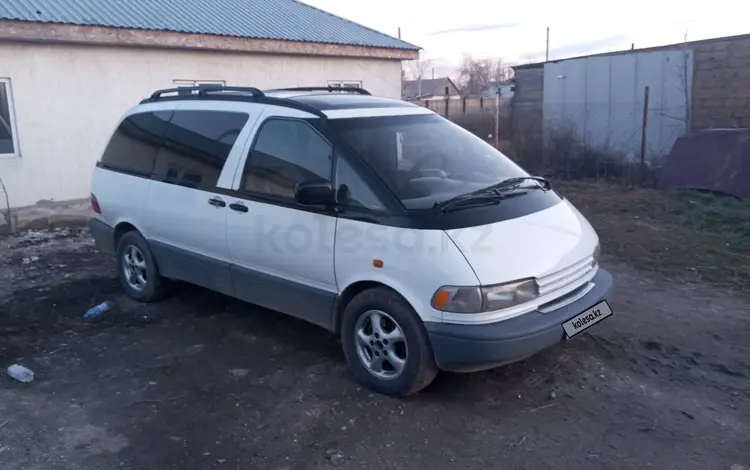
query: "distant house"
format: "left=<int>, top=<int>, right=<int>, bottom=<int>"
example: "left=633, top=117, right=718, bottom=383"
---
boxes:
left=482, top=80, right=515, bottom=98
left=402, top=77, right=461, bottom=100
left=0, top=0, right=418, bottom=209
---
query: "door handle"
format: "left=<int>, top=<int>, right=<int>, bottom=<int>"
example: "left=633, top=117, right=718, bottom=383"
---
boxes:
left=229, top=202, right=249, bottom=213
left=208, top=197, right=226, bottom=208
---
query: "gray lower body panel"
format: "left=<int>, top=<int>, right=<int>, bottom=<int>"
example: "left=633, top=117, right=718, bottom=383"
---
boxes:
left=425, top=268, right=614, bottom=373
left=89, top=222, right=336, bottom=328
left=149, top=240, right=336, bottom=329
left=149, top=240, right=235, bottom=298
left=230, top=264, right=336, bottom=330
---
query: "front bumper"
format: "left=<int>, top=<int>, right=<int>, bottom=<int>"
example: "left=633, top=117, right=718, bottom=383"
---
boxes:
left=425, top=268, right=614, bottom=372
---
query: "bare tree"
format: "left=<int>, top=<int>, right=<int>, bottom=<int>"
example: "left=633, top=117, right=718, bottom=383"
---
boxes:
left=402, top=51, right=434, bottom=97
left=403, top=51, right=433, bottom=80
left=679, top=32, right=691, bottom=134
left=657, top=36, right=692, bottom=135
left=490, top=58, right=515, bottom=82
left=0, top=174, right=12, bottom=232
left=457, top=55, right=514, bottom=96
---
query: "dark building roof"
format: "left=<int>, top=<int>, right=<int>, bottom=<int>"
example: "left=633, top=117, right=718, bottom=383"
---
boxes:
left=487, top=80, right=514, bottom=86
left=402, top=77, right=460, bottom=99
left=0, top=0, right=419, bottom=50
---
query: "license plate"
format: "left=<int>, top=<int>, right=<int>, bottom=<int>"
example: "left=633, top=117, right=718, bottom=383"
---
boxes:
left=562, top=300, right=613, bottom=338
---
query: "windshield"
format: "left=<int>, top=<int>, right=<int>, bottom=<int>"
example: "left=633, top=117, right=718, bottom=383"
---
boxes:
left=327, top=113, right=529, bottom=209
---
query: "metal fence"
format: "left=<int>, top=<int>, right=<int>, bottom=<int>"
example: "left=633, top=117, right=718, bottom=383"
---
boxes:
left=520, top=100, right=689, bottom=186
left=408, top=97, right=513, bottom=150
left=410, top=95, right=748, bottom=187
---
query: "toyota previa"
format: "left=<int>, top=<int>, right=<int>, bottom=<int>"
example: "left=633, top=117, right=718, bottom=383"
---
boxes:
left=89, top=85, right=614, bottom=396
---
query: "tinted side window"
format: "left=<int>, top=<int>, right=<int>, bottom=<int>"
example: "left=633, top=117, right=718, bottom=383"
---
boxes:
left=153, top=110, right=248, bottom=188
left=100, top=111, right=172, bottom=176
left=242, top=119, right=331, bottom=199
left=335, top=154, right=385, bottom=211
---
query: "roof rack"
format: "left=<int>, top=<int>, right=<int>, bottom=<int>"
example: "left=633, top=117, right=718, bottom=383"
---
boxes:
left=138, top=84, right=326, bottom=118
left=265, top=86, right=371, bottom=95
left=145, top=84, right=265, bottom=102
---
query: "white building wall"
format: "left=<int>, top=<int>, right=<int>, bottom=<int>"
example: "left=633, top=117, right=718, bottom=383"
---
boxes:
left=0, top=42, right=402, bottom=208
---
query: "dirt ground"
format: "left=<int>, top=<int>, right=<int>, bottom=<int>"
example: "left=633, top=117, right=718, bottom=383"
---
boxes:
left=1, top=191, right=749, bottom=469
left=558, top=181, right=750, bottom=292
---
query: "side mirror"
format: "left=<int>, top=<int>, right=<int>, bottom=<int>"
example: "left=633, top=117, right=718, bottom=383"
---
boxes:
left=295, top=180, right=335, bottom=206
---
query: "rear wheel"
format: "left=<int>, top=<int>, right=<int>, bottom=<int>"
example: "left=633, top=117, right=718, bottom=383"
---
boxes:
left=116, top=231, right=168, bottom=302
left=341, top=287, right=438, bottom=397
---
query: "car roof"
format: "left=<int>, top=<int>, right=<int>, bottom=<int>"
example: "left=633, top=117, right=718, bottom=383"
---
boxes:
left=264, top=91, right=421, bottom=111
left=132, top=87, right=433, bottom=119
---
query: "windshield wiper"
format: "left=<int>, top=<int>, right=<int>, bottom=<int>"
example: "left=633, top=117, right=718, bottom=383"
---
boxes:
left=480, top=176, right=551, bottom=195
left=432, top=176, right=551, bottom=213
left=433, top=192, right=507, bottom=213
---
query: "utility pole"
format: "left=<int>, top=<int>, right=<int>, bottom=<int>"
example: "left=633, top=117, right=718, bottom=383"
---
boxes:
left=432, top=67, right=435, bottom=79
left=545, top=27, right=550, bottom=61
left=397, top=27, right=401, bottom=39
left=682, top=28, right=690, bottom=134
left=418, top=59, right=422, bottom=98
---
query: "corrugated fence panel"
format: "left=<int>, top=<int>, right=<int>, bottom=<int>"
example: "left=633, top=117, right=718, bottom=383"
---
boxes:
left=543, top=49, right=694, bottom=161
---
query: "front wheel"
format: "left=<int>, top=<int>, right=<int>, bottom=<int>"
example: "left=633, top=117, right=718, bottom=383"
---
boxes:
left=341, top=287, right=438, bottom=397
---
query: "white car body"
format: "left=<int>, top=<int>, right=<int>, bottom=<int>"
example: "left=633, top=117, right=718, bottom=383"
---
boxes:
left=89, top=86, right=613, bottom=390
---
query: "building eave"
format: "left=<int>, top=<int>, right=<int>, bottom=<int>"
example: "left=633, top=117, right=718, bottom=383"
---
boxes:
left=0, top=20, right=420, bottom=60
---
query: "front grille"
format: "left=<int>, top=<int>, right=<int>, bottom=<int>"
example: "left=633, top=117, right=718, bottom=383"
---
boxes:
left=538, top=280, right=593, bottom=312
left=537, top=256, right=595, bottom=297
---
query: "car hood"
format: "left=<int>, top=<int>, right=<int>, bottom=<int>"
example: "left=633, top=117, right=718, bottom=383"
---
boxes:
left=444, top=199, right=598, bottom=286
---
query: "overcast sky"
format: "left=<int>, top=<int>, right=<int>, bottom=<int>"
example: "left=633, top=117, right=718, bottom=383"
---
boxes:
left=303, top=0, right=749, bottom=77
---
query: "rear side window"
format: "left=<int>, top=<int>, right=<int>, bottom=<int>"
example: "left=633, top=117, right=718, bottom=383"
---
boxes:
left=100, top=111, right=172, bottom=176
left=241, top=118, right=332, bottom=200
left=153, top=110, right=248, bottom=189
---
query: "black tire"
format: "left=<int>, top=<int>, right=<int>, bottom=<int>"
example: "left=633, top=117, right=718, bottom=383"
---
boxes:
left=116, top=230, right=169, bottom=302
left=341, top=287, right=438, bottom=397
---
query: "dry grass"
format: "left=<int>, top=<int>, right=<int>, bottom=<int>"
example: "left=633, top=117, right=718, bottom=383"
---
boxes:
left=555, top=181, right=750, bottom=292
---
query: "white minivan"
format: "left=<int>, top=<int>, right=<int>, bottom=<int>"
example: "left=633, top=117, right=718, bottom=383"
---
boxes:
left=89, top=85, right=613, bottom=396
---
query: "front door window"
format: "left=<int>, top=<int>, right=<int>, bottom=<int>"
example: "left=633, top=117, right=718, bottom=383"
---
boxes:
left=241, top=118, right=332, bottom=200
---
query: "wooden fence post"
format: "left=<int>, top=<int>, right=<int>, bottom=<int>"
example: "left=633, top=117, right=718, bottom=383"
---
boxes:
left=444, top=86, right=449, bottom=117
left=494, top=90, right=501, bottom=149
left=639, top=86, right=650, bottom=186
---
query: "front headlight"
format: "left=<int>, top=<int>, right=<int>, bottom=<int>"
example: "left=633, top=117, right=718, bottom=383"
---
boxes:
left=431, top=278, right=540, bottom=313
left=430, top=286, right=483, bottom=313
left=482, top=278, right=539, bottom=311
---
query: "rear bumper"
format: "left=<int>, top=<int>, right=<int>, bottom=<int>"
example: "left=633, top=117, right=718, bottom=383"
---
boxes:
left=425, top=268, right=614, bottom=372
left=89, top=218, right=115, bottom=255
